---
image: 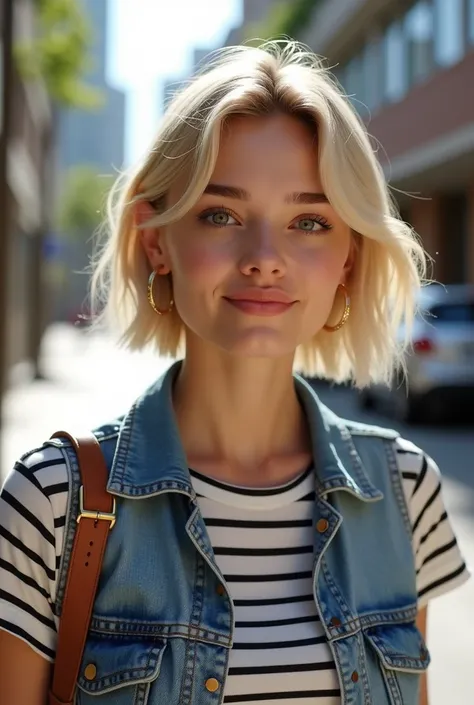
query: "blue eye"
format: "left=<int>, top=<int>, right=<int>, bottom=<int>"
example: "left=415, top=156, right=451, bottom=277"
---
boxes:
left=293, top=217, right=330, bottom=233
left=199, top=209, right=239, bottom=227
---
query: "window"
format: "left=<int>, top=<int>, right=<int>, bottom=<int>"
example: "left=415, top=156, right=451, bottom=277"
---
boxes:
left=337, top=0, right=469, bottom=111
left=384, top=21, right=408, bottom=102
left=430, top=303, right=474, bottom=322
left=469, top=0, right=474, bottom=45
left=362, top=37, right=385, bottom=112
left=404, top=1, right=434, bottom=85
left=332, top=65, right=346, bottom=90
left=344, top=54, right=364, bottom=110
left=433, top=0, right=464, bottom=67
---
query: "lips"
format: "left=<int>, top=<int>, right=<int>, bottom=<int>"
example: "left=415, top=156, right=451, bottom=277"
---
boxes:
left=224, top=288, right=296, bottom=305
left=223, top=289, right=297, bottom=317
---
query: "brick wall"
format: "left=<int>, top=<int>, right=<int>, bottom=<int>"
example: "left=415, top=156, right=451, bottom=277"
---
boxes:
left=369, top=50, right=474, bottom=163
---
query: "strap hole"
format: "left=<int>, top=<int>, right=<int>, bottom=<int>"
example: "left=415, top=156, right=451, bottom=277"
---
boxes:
left=87, top=552, right=91, bottom=557
left=89, top=541, right=94, bottom=546
left=85, top=562, right=89, bottom=567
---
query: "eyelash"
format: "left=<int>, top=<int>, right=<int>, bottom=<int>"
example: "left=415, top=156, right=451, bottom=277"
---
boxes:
left=198, top=206, right=238, bottom=227
left=197, top=206, right=332, bottom=233
left=290, top=214, right=332, bottom=233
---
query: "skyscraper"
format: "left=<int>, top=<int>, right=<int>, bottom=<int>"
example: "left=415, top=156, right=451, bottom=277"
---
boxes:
left=55, top=0, right=126, bottom=321
left=57, top=0, right=126, bottom=175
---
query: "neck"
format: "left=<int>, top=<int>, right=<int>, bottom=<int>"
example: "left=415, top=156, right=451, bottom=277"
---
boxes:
left=172, top=338, right=312, bottom=486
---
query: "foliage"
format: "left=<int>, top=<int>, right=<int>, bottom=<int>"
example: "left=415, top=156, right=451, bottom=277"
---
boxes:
left=15, top=0, right=103, bottom=108
left=244, top=0, right=321, bottom=43
left=58, top=165, right=114, bottom=239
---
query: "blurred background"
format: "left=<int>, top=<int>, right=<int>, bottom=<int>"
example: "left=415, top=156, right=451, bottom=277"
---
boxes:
left=0, top=0, right=473, bottom=702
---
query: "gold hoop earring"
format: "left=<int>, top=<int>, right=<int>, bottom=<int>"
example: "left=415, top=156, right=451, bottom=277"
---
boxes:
left=323, top=283, right=351, bottom=332
left=147, top=270, right=174, bottom=315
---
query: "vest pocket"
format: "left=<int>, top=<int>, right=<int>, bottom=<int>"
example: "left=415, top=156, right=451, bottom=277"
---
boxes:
left=363, top=622, right=430, bottom=704
left=76, top=637, right=167, bottom=703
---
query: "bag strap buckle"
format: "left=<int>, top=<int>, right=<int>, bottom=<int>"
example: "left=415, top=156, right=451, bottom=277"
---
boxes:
left=77, top=485, right=116, bottom=529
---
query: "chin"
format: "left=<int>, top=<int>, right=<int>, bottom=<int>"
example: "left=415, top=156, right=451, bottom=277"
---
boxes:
left=214, top=329, right=297, bottom=359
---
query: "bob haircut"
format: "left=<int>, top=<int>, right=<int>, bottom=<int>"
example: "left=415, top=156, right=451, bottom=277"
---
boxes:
left=91, top=40, right=427, bottom=388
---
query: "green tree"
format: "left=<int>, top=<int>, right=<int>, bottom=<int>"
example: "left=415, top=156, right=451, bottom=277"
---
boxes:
left=244, top=0, right=321, bottom=44
left=58, top=165, right=114, bottom=239
left=15, top=0, right=102, bottom=108
left=12, top=1, right=105, bottom=379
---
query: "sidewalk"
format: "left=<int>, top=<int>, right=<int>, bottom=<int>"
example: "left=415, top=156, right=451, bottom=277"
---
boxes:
left=1, top=323, right=168, bottom=475
left=1, top=324, right=472, bottom=703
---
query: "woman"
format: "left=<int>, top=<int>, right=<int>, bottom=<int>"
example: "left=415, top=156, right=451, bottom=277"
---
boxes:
left=0, top=41, right=469, bottom=705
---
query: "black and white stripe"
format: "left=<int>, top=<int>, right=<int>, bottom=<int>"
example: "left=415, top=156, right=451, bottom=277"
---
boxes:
left=0, top=446, right=66, bottom=660
left=191, top=467, right=340, bottom=704
left=0, top=435, right=469, bottom=703
left=394, top=437, right=468, bottom=607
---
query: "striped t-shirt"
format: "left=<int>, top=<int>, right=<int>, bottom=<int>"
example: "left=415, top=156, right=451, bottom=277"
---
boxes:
left=0, top=436, right=469, bottom=704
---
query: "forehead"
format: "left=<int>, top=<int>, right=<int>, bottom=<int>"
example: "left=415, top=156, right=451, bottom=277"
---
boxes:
left=167, top=112, right=322, bottom=204
left=213, top=113, right=321, bottom=186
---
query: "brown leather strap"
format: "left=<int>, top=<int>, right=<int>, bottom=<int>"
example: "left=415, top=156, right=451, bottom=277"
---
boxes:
left=48, top=431, right=115, bottom=705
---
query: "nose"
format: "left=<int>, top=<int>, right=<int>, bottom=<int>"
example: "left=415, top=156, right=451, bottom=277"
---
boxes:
left=238, top=225, right=286, bottom=279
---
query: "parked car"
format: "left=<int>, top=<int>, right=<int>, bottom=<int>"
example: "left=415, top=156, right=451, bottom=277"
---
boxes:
left=359, top=283, right=474, bottom=423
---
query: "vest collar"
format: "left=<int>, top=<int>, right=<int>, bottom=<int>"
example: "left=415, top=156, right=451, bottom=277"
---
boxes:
left=107, top=361, right=384, bottom=502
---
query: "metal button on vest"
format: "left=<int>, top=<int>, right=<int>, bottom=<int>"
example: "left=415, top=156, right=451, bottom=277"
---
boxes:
left=84, top=663, right=97, bottom=681
left=316, top=518, right=329, bottom=533
left=351, top=670, right=359, bottom=683
left=216, top=584, right=226, bottom=597
left=330, top=616, right=342, bottom=627
left=205, top=678, right=220, bottom=692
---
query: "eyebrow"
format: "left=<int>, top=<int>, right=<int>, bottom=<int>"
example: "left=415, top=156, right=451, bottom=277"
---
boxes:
left=203, top=183, right=329, bottom=204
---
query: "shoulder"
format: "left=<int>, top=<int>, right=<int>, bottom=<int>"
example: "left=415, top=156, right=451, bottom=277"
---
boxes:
left=318, top=401, right=400, bottom=441
left=334, top=409, right=436, bottom=484
left=343, top=418, right=400, bottom=441
left=4, top=442, right=69, bottom=503
left=45, top=420, right=122, bottom=470
left=390, top=439, right=471, bottom=605
left=44, top=421, right=122, bottom=451
left=0, top=443, right=70, bottom=547
left=93, top=420, right=123, bottom=443
left=1, top=419, right=123, bottom=517
left=391, top=436, right=440, bottom=499
left=332, top=410, right=441, bottom=502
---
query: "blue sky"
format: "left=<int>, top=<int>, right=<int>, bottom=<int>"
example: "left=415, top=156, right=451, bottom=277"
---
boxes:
left=107, top=0, right=242, bottom=164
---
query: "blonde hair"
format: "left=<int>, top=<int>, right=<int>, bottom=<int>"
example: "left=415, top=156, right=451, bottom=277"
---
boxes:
left=91, top=40, right=427, bottom=388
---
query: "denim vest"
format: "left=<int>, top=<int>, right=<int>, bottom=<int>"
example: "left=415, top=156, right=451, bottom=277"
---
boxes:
left=48, top=361, right=430, bottom=705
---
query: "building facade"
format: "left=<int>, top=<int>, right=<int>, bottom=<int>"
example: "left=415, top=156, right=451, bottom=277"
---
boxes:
left=162, top=46, right=227, bottom=109
left=0, top=0, right=54, bottom=391
left=297, top=0, right=474, bottom=284
left=57, top=0, right=126, bottom=175
left=223, top=0, right=279, bottom=46
left=55, top=0, right=126, bottom=322
left=161, top=0, right=276, bottom=109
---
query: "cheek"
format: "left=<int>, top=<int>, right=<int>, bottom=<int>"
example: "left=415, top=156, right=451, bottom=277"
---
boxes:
left=167, top=231, right=231, bottom=289
left=297, top=239, right=351, bottom=325
left=299, top=240, right=348, bottom=283
left=173, top=247, right=209, bottom=278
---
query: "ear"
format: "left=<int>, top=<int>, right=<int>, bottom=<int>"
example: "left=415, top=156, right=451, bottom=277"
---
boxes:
left=341, top=234, right=357, bottom=284
left=135, top=201, right=171, bottom=274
